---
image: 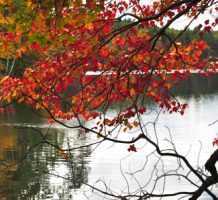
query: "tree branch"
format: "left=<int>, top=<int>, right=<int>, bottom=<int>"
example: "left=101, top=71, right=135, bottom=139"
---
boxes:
left=189, top=149, right=218, bottom=199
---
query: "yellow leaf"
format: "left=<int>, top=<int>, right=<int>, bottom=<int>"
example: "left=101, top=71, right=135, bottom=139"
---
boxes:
left=6, top=95, right=11, bottom=102
left=133, top=54, right=143, bottom=63
left=0, top=76, right=9, bottom=83
left=36, top=103, right=41, bottom=109
left=130, top=88, right=136, bottom=96
left=85, top=22, right=93, bottom=29
left=17, top=48, right=27, bottom=57
left=18, top=97, right=25, bottom=103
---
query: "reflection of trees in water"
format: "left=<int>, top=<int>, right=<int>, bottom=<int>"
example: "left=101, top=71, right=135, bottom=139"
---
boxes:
left=0, top=110, right=91, bottom=199
left=0, top=127, right=22, bottom=200
left=32, top=131, right=91, bottom=199
left=68, top=146, right=90, bottom=189
left=171, top=73, right=218, bottom=97
left=16, top=128, right=90, bottom=199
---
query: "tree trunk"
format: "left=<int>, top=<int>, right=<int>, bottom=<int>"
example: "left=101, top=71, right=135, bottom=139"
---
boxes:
left=189, top=149, right=218, bottom=199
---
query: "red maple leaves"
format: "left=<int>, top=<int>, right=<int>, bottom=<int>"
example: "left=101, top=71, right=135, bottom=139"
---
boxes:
left=0, top=0, right=216, bottom=149
left=128, top=144, right=137, bottom=152
left=213, top=138, right=218, bottom=146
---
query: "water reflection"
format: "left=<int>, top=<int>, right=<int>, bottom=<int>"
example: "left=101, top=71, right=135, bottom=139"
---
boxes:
left=0, top=127, right=21, bottom=200
left=171, top=73, right=218, bottom=97
left=0, top=105, right=91, bottom=199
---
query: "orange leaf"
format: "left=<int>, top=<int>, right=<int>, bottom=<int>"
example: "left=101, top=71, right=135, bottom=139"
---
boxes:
left=62, top=153, right=69, bottom=159
left=133, top=121, right=139, bottom=127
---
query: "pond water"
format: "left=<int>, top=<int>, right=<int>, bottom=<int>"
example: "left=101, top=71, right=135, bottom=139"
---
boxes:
left=1, top=74, right=218, bottom=200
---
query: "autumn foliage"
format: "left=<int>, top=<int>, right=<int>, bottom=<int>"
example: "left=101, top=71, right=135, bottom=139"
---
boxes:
left=0, top=0, right=217, bottom=141
left=0, top=0, right=218, bottom=199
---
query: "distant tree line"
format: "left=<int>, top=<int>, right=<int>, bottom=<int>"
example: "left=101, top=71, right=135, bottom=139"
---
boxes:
left=116, top=19, right=217, bottom=59
left=162, top=28, right=218, bottom=59
left=0, top=20, right=217, bottom=77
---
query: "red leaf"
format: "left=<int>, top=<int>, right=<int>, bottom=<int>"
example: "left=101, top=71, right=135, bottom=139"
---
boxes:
left=68, top=76, right=73, bottom=84
left=53, top=97, right=60, bottom=103
left=139, top=107, right=146, bottom=114
left=56, top=85, right=62, bottom=93
left=30, top=43, right=41, bottom=51
left=198, top=24, right=202, bottom=30
left=85, top=76, right=93, bottom=83
left=0, top=108, right=6, bottom=114
left=118, top=6, right=124, bottom=14
left=181, top=75, right=187, bottom=80
left=103, top=25, right=110, bottom=34
left=150, top=20, right=155, bottom=27
left=173, top=107, right=178, bottom=112
left=6, top=107, right=14, bottom=114
left=171, top=74, right=177, bottom=80
left=205, top=19, right=209, bottom=25
left=168, top=11, right=175, bottom=18
left=182, top=103, right=188, bottom=110
left=47, top=118, right=56, bottom=123
left=128, top=144, right=137, bottom=152
left=63, top=153, right=69, bottom=159
left=204, top=26, right=211, bottom=32
left=212, top=138, right=218, bottom=146
left=199, top=32, right=203, bottom=37
left=122, top=1, right=128, bottom=9
left=141, top=65, right=149, bottom=72
left=7, top=33, right=13, bottom=39
left=100, top=46, right=109, bottom=58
